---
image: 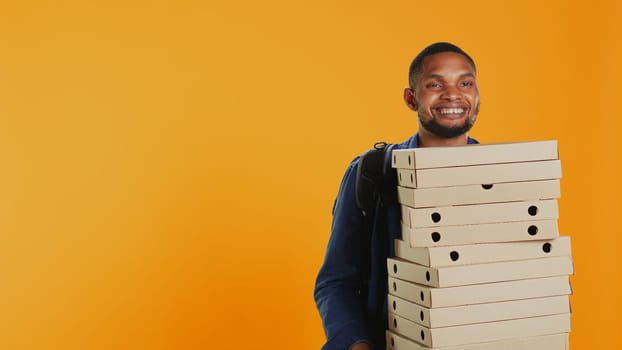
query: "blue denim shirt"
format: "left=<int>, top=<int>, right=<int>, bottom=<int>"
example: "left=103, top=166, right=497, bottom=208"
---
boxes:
left=314, top=133, right=478, bottom=350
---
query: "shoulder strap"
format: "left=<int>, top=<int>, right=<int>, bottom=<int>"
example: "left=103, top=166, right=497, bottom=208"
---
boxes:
left=355, top=142, right=395, bottom=216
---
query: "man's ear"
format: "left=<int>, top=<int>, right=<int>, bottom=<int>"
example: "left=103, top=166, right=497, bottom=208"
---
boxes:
left=403, top=88, right=417, bottom=111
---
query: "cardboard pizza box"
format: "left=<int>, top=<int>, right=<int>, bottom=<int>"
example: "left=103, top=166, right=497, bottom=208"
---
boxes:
left=394, top=236, right=571, bottom=267
left=402, top=220, right=558, bottom=247
left=388, top=312, right=570, bottom=348
left=387, top=255, right=573, bottom=288
left=397, top=160, right=561, bottom=189
left=385, top=330, right=568, bottom=350
left=397, top=179, right=560, bottom=208
left=387, top=275, right=572, bottom=308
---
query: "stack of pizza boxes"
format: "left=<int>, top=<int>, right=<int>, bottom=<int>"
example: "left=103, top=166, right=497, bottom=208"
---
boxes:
left=386, top=140, right=573, bottom=350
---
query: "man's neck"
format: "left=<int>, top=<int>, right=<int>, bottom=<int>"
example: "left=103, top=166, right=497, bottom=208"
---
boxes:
left=417, top=130, right=469, bottom=148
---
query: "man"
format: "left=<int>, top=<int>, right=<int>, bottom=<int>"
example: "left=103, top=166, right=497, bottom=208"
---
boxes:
left=314, top=42, right=481, bottom=350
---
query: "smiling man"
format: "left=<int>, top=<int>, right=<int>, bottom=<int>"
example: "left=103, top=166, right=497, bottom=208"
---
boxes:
left=314, top=43, right=480, bottom=350
left=404, top=48, right=480, bottom=147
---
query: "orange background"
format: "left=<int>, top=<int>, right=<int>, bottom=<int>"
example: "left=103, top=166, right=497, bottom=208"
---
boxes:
left=0, top=0, right=620, bottom=349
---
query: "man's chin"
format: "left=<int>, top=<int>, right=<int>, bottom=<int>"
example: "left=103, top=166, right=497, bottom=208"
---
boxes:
left=421, top=118, right=474, bottom=139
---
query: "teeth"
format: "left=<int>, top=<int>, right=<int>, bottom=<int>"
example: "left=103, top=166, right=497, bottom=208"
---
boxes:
left=439, top=108, right=464, bottom=114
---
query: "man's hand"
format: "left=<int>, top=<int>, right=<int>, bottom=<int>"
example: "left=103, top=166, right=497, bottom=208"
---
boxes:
left=351, top=342, right=372, bottom=350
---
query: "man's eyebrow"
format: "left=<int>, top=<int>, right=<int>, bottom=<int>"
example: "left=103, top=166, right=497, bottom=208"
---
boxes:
left=424, top=72, right=476, bottom=80
left=424, top=74, right=444, bottom=80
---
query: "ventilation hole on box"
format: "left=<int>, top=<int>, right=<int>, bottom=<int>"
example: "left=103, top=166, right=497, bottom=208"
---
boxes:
left=421, top=330, right=425, bottom=341
left=420, top=291, right=424, bottom=301
left=450, top=251, right=459, bottom=261
left=542, top=243, right=552, bottom=253
left=391, top=337, right=394, bottom=347
left=393, top=154, right=396, bottom=165
left=410, top=173, right=414, bottom=184
left=431, top=212, right=441, bottom=223
left=399, top=172, right=402, bottom=182
left=528, top=205, right=538, bottom=216
left=528, top=225, right=538, bottom=236
left=393, top=264, right=398, bottom=274
left=408, top=155, right=411, bottom=165
left=393, top=317, right=397, bottom=328
left=431, top=232, right=441, bottom=242
left=393, top=281, right=397, bottom=292
left=425, top=271, right=430, bottom=281
left=420, top=311, right=424, bottom=321
left=392, top=300, right=396, bottom=310
left=481, top=184, right=493, bottom=190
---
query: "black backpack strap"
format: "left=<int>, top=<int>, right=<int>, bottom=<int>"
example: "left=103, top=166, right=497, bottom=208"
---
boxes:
left=355, top=142, right=395, bottom=216
left=354, top=141, right=396, bottom=317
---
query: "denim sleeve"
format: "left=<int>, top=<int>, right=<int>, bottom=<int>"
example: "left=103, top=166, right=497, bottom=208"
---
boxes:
left=314, top=160, right=374, bottom=350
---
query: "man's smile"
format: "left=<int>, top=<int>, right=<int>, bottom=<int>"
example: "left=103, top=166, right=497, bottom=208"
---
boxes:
left=433, top=105, right=469, bottom=119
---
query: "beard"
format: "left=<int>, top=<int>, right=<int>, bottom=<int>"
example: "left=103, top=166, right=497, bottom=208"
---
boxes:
left=418, top=102, right=480, bottom=139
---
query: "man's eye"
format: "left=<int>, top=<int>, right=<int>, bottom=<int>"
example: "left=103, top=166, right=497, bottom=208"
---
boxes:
left=460, top=81, right=473, bottom=87
left=428, top=82, right=441, bottom=88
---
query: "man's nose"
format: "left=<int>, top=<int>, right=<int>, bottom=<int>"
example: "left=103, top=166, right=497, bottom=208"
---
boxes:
left=440, top=85, right=462, bottom=100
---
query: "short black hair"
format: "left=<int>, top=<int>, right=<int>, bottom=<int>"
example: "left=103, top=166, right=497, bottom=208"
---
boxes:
left=408, top=42, right=476, bottom=89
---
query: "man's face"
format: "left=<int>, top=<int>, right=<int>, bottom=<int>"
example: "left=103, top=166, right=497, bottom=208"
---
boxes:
left=413, top=52, right=480, bottom=138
